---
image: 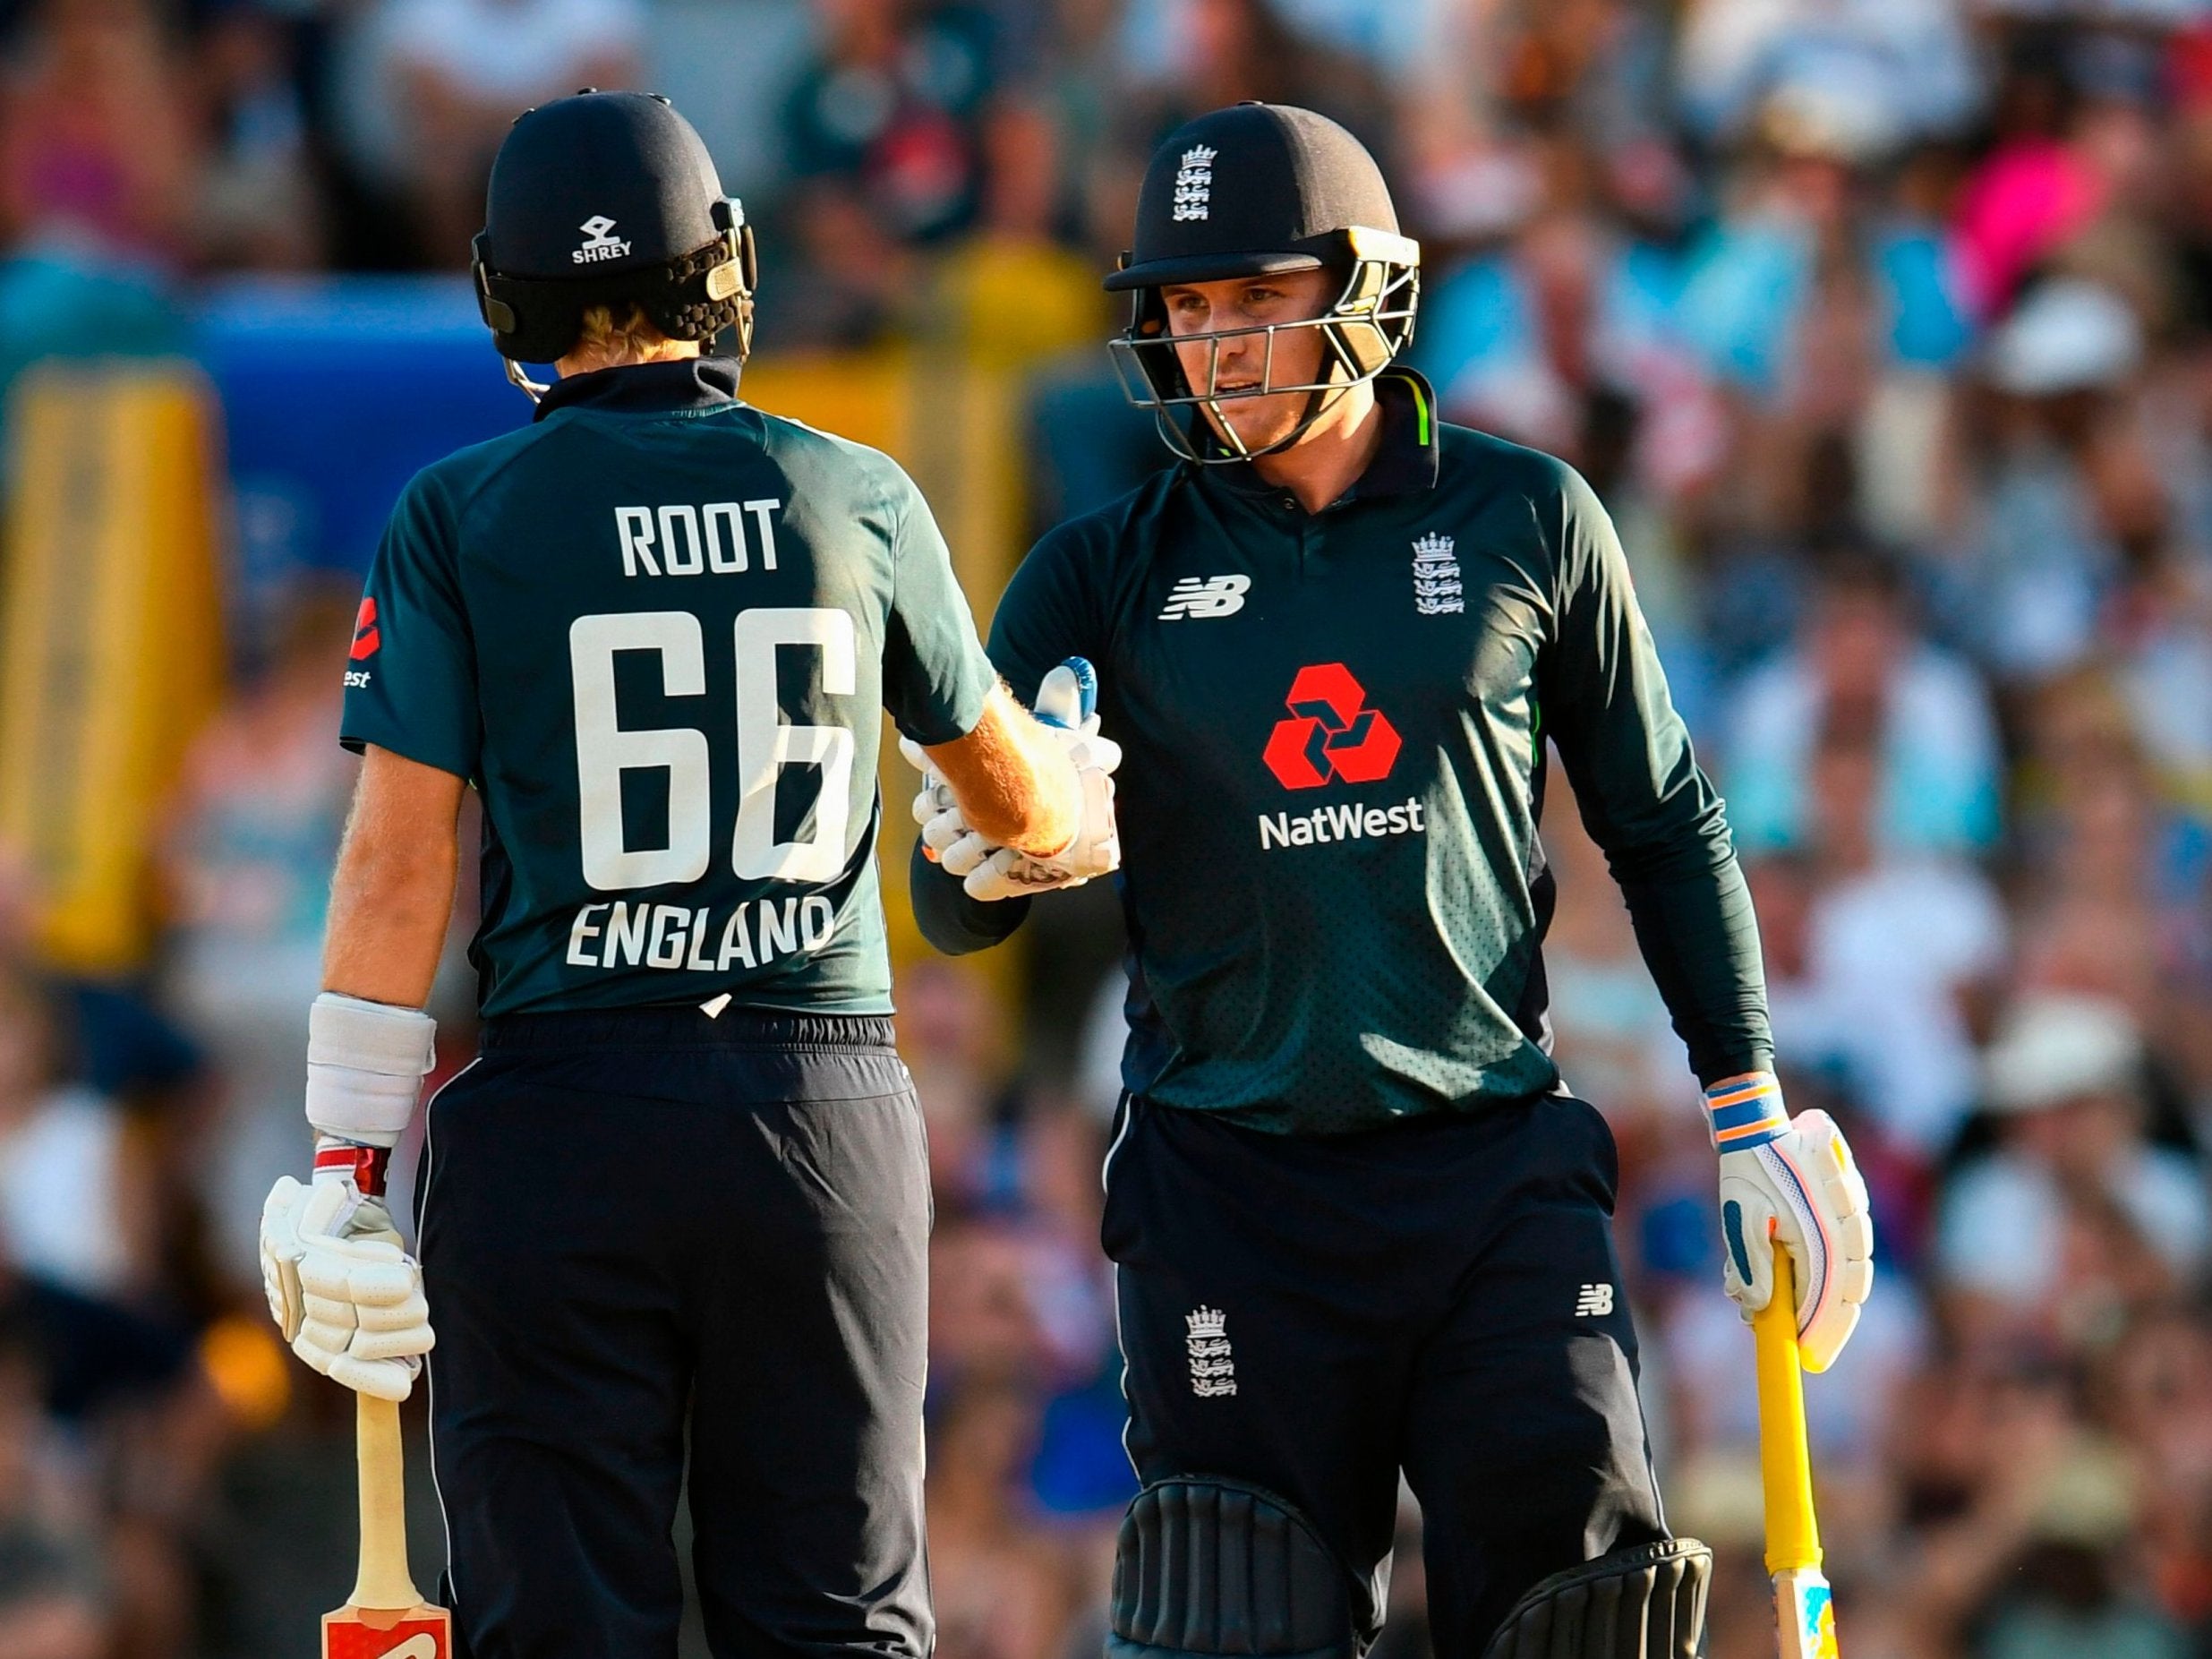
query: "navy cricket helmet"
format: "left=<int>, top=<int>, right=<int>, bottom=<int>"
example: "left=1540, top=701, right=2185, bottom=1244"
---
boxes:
left=1106, top=104, right=1420, bottom=461
left=472, top=91, right=757, bottom=382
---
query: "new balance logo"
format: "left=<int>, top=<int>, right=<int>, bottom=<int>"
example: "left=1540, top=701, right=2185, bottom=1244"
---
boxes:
left=1172, top=145, right=1217, bottom=222
left=573, top=215, right=632, bottom=263
left=1412, top=532, right=1464, bottom=616
left=1158, top=573, right=1250, bottom=620
left=1185, top=1305, right=1237, bottom=1397
left=1575, top=1284, right=1615, bottom=1317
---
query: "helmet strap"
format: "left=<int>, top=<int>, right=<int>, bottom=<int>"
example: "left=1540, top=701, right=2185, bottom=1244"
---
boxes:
left=503, top=357, right=550, bottom=404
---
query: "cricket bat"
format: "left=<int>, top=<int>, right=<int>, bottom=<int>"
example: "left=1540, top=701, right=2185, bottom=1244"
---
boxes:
left=321, top=1393, right=451, bottom=1659
left=1753, top=1244, right=1839, bottom=1659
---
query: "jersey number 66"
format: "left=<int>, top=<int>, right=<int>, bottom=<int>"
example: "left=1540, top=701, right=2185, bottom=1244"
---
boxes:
left=568, top=607, right=854, bottom=891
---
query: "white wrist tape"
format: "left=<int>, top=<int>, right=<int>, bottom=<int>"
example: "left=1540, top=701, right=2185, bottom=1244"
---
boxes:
left=304, top=993, right=437, bottom=1148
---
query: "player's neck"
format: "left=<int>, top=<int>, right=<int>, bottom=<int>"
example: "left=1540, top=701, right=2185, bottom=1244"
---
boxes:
left=555, top=340, right=705, bottom=380
left=1249, top=381, right=1383, bottom=514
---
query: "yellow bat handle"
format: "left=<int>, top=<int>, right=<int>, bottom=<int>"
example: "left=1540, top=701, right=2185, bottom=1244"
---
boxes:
left=1752, top=1244, right=1823, bottom=1575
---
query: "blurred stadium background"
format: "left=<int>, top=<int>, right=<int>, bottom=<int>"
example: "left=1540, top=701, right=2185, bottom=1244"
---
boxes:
left=1, top=0, right=2211, bottom=1655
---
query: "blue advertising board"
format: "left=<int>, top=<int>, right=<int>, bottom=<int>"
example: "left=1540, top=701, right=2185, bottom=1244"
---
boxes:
left=196, top=277, right=531, bottom=587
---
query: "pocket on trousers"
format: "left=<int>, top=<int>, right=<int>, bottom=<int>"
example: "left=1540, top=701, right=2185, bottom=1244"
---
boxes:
left=1098, top=1094, right=1142, bottom=1263
left=1567, top=1095, right=1621, bottom=1211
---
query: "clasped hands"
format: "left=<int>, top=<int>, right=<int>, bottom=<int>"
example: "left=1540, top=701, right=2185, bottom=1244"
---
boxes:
left=907, top=658, right=1124, bottom=902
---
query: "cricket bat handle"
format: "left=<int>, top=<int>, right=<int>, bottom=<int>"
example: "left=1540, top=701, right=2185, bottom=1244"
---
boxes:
left=1752, top=1246, right=1822, bottom=1575
left=350, top=1392, right=426, bottom=1613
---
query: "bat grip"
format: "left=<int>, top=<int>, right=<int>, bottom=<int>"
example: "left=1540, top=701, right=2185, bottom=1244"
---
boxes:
left=350, top=1391, right=426, bottom=1613
left=1752, top=1244, right=1823, bottom=1575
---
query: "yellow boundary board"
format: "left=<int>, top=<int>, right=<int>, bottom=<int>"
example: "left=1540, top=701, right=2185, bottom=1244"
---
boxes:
left=0, top=361, right=225, bottom=975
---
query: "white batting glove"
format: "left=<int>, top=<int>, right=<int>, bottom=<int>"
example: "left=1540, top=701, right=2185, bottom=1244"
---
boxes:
left=1710, top=1073, right=1874, bottom=1373
left=260, top=1142, right=434, bottom=1401
left=904, top=659, right=1123, bottom=902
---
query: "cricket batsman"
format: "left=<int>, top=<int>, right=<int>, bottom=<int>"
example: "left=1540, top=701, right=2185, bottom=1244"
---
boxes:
left=910, top=104, right=1875, bottom=1657
left=253, top=92, right=1117, bottom=1657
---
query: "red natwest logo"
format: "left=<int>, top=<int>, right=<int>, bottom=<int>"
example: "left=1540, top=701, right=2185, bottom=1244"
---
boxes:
left=350, top=596, right=380, bottom=661
left=1262, top=663, right=1400, bottom=790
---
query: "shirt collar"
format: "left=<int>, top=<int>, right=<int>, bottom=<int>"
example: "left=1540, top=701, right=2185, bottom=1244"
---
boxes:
left=533, top=355, right=745, bottom=422
left=1195, top=367, right=1441, bottom=503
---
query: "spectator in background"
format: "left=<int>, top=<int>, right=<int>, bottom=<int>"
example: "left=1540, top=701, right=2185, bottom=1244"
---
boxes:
left=772, top=183, right=915, bottom=348
left=1105, top=0, right=1393, bottom=184
left=1963, top=278, right=2147, bottom=683
left=1781, top=720, right=2008, bottom=1159
left=2103, top=1308, right=2212, bottom=1636
left=158, top=585, right=356, bottom=1291
left=897, top=959, right=1017, bottom=1215
left=0, top=1241, right=227, bottom=1659
left=1722, top=551, right=2003, bottom=859
left=0, top=848, right=201, bottom=1153
left=1937, top=994, right=2209, bottom=1348
left=0, top=1313, right=106, bottom=1659
left=925, top=1377, right=1070, bottom=1659
left=2105, top=488, right=2212, bottom=842
left=1951, top=30, right=2171, bottom=327
left=1411, top=175, right=1704, bottom=470
left=769, top=0, right=1008, bottom=347
left=1882, top=1341, right=2186, bottom=1657
left=1671, top=84, right=1974, bottom=442
left=1671, top=0, right=1978, bottom=151
left=0, top=0, right=197, bottom=263
left=189, top=0, right=322, bottom=269
left=928, top=97, right=1103, bottom=366
left=338, top=0, right=641, bottom=262
left=929, top=1220, right=1052, bottom=1403
left=782, top=0, right=1001, bottom=250
left=0, top=971, right=140, bottom=1303
left=2012, top=690, right=2198, bottom=1036
left=0, top=856, right=204, bottom=1328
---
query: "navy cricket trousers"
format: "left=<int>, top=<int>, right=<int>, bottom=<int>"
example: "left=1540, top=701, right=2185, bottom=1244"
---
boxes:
left=416, top=1006, right=932, bottom=1659
left=1103, top=1090, right=1668, bottom=1655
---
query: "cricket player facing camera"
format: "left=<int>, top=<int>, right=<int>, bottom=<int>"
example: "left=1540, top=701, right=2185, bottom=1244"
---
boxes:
left=255, top=90, right=1116, bottom=1658
left=910, top=103, right=1875, bottom=1658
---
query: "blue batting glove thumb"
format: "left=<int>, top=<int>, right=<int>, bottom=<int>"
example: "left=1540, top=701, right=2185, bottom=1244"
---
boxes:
left=1035, top=657, right=1097, bottom=731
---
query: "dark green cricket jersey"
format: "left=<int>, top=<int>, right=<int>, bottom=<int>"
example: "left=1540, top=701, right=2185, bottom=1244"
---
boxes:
left=342, top=357, right=995, bottom=1017
left=912, top=370, right=1771, bottom=1133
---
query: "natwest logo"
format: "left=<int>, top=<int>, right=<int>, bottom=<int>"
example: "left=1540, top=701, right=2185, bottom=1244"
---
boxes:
left=350, top=596, right=380, bottom=660
left=1261, top=663, right=1400, bottom=790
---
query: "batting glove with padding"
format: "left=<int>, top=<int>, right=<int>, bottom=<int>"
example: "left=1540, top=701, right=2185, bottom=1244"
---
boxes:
left=1711, top=1073, right=1875, bottom=1373
left=260, top=1145, right=434, bottom=1401
left=905, top=658, right=1122, bottom=902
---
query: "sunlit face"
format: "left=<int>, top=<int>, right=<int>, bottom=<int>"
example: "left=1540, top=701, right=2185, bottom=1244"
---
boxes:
left=1159, top=267, right=1337, bottom=452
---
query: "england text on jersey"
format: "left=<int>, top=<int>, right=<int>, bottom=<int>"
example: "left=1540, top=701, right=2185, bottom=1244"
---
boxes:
left=565, top=896, right=836, bottom=975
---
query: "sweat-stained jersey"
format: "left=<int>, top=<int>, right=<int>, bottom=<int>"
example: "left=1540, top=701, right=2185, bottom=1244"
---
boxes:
left=912, top=370, right=1770, bottom=1134
left=343, top=357, right=995, bottom=1017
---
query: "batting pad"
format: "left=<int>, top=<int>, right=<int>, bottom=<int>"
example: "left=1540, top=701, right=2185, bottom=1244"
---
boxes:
left=1481, top=1538, right=1712, bottom=1659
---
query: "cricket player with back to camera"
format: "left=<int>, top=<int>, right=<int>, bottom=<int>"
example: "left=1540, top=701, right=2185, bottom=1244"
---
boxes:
left=910, top=102, right=1877, bottom=1658
left=253, top=90, right=1120, bottom=1659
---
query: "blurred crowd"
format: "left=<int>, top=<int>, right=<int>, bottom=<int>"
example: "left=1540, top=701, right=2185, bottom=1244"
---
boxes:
left=3, top=0, right=2212, bottom=1656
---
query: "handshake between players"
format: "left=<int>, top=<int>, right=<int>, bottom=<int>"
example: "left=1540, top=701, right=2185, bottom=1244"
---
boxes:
left=908, top=657, right=1124, bottom=901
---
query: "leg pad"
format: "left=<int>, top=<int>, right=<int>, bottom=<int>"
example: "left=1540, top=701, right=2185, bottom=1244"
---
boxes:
left=1106, top=1476, right=1363, bottom=1659
left=1480, top=1538, right=1712, bottom=1659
